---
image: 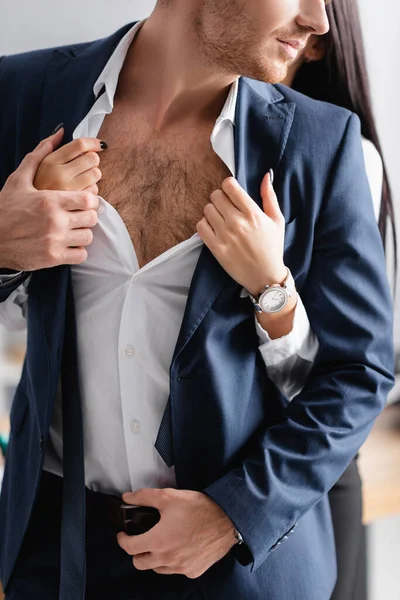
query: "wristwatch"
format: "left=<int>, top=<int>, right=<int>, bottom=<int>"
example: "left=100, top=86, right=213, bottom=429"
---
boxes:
left=232, top=528, right=253, bottom=566
left=247, top=267, right=295, bottom=314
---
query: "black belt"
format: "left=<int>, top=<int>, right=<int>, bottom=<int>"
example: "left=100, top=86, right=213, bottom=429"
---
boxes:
left=85, top=487, right=160, bottom=535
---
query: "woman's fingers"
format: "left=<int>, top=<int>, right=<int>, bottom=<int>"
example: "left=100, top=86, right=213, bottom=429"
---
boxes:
left=70, top=166, right=102, bottom=191
left=59, top=191, right=100, bottom=212
left=48, top=137, right=106, bottom=166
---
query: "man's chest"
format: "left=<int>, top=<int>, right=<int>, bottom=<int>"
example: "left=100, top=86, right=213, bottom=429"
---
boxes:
left=96, top=107, right=231, bottom=268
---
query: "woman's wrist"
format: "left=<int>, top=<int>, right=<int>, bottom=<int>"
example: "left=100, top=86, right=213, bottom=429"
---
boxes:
left=255, top=290, right=298, bottom=340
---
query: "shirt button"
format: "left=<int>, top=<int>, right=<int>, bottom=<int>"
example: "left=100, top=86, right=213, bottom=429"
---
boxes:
left=125, top=345, right=135, bottom=357
left=130, top=420, right=140, bottom=433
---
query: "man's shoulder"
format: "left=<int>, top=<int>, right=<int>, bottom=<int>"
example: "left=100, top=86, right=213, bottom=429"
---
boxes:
left=242, top=77, right=354, bottom=134
left=0, top=46, right=54, bottom=83
left=275, top=83, right=353, bottom=127
left=0, top=21, right=135, bottom=84
left=0, top=43, right=83, bottom=95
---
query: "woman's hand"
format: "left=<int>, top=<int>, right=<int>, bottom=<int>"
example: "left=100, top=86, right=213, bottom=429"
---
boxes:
left=196, top=173, right=287, bottom=296
left=33, top=126, right=106, bottom=194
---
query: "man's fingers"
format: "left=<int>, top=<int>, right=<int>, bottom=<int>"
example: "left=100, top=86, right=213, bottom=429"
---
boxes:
left=134, top=554, right=184, bottom=575
left=48, top=125, right=65, bottom=153
left=66, top=228, right=94, bottom=248
left=62, top=246, right=89, bottom=265
left=152, top=567, right=179, bottom=575
left=15, top=127, right=65, bottom=188
left=122, top=488, right=168, bottom=510
left=68, top=209, right=98, bottom=229
left=16, top=139, right=58, bottom=188
left=132, top=552, right=167, bottom=572
left=117, top=529, right=157, bottom=556
left=60, top=191, right=100, bottom=212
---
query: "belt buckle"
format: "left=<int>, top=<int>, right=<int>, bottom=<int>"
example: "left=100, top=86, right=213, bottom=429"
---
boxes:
left=120, top=503, right=138, bottom=534
left=120, top=503, right=161, bottom=535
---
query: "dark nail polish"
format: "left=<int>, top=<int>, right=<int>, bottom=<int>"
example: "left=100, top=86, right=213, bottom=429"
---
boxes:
left=51, top=123, right=64, bottom=135
left=100, top=141, right=108, bottom=150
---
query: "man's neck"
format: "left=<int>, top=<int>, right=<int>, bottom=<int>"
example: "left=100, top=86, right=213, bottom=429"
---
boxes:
left=116, top=12, right=238, bottom=131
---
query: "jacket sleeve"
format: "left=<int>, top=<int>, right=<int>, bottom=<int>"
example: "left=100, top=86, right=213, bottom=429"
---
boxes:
left=204, top=113, right=395, bottom=570
left=0, top=56, right=31, bottom=302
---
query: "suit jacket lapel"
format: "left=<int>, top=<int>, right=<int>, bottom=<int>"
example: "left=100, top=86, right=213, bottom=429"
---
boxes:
left=40, top=21, right=136, bottom=142
left=36, top=22, right=137, bottom=413
left=235, top=78, right=296, bottom=219
left=171, top=78, right=296, bottom=365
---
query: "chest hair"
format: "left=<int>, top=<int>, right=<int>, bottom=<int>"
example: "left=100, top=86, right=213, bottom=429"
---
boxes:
left=96, top=115, right=231, bottom=268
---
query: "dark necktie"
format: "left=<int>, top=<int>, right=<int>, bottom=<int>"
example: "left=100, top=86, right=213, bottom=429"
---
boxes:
left=155, top=396, right=174, bottom=468
left=59, top=270, right=87, bottom=599
left=58, top=269, right=174, bottom=599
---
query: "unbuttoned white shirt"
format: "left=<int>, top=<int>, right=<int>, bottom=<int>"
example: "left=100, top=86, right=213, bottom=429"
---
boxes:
left=1, top=21, right=321, bottom=496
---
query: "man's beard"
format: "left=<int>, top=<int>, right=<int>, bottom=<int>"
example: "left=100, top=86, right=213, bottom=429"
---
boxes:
left=202, top=37, right=290, bottom=84
left=191, top=9, right=291, bottom=84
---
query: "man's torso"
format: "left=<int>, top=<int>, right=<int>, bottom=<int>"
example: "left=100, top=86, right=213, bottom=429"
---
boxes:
left=96, top=97, right=231, bottom=269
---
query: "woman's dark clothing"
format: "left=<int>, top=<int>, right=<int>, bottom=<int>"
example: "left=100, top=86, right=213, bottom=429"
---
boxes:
left=329, top=457, right=366, bottom=600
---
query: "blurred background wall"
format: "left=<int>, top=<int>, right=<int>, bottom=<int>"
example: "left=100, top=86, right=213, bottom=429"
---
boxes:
left=0, top=1, right=399, bottom=598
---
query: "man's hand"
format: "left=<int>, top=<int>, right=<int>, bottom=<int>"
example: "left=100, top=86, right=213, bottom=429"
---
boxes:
left=196, top=173, right=287, bottom=296
left=117, top=488, right=237, bottom=578
left=0, top=131, right=100, bottom=272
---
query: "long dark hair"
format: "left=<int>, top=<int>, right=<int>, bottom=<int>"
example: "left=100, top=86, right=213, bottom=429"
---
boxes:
left=291, top=0, right=397, bottom=285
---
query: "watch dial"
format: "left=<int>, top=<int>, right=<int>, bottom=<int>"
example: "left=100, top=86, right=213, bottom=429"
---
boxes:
left=260, top=289, right=287, bottom=312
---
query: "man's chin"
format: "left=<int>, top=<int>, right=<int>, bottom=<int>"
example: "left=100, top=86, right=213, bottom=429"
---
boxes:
left=252, top=63, right=290, bottom=85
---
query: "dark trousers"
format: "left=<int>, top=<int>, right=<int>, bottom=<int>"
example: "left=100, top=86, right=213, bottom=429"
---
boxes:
left=6, top=462, right=366, bottom=600
left=5, top=471, right=204, bottom=600
left=328, top=457, right=366, bottom=600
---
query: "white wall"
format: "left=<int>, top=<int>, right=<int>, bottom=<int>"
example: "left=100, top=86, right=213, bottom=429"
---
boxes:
left=0, top=1, right=156, bottom=54
left=359, top=1, right=400, bottom=344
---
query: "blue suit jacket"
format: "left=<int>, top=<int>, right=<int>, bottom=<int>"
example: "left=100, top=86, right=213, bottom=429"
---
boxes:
left=0, top=22, right=395, bottom=599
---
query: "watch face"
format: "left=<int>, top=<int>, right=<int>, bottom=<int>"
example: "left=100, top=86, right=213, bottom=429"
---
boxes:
left=259, top=287, right=288, bottom=313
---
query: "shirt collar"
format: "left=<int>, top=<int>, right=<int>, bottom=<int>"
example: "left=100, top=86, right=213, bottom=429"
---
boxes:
left=92, top=20, right=239, bottom=125
left=93, top=20, right=145, bottom=105
left=217, top=79, right=238, bottom=125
